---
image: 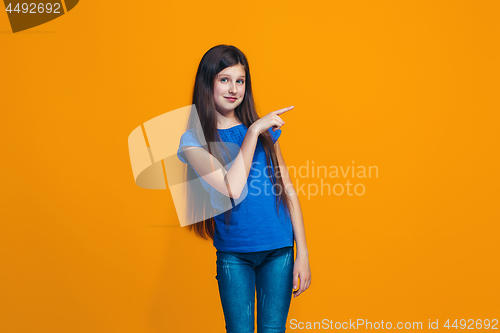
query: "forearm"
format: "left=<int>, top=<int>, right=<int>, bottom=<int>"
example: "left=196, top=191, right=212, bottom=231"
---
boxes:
left=286, top=184, right=309, bottom=258
left=224, top=126, right=259, bottom=199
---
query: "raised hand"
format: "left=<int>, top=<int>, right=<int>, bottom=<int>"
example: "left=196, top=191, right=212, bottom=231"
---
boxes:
left=249, top=106, right=294, bottom=135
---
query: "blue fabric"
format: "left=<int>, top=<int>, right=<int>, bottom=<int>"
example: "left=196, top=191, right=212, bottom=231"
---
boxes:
left=177, top=124, right=294, bottom=252
left=177, top=131, right=238, bottom=214
left=216, top=246, right=294, bottom=332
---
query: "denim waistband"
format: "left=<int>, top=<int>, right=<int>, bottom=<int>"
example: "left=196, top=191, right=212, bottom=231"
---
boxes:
left=216, top=245, right=293, bottom=268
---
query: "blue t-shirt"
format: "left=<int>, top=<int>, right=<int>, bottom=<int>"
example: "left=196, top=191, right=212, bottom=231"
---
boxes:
left=177, top=124, right=294, bottom=253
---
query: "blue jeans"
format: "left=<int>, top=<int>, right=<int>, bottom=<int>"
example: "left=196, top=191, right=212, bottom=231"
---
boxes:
left=216, top=245, right=294, bottom=333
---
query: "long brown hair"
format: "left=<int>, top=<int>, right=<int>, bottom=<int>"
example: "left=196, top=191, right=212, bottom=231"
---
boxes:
left=185, top=44, right=292, bottom=240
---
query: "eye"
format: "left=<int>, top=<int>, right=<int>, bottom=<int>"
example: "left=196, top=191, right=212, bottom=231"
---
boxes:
left=237, top=79, right=245, bottom=84
left=220, top=78, right=228, bottom=83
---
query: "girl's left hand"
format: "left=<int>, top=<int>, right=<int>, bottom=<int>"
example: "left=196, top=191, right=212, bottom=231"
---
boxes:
left=292, top=255, right=311, bottom=298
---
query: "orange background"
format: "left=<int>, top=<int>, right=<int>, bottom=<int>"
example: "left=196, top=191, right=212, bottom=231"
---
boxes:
left=1, top=1, right=499, bottom=332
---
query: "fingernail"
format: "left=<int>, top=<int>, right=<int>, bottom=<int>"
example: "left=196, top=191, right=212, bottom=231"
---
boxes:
left=294, top=285, right=297, bottom=289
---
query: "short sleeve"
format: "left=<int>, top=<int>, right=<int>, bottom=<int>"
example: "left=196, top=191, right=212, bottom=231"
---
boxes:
left=268, top=127, right=282, bottom=144
left=177, top=129, right=204, bottom=164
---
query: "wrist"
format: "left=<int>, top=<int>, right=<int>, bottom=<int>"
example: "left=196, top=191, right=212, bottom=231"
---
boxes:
left=248, top=124, right=261, bottom=137
left=297, top=249, right=309, bottom=258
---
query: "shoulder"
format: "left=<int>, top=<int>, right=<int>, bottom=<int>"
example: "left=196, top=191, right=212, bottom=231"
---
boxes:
left=179, top=129, right=203, bottom=148
left=177, top=129, right=205, bottom=164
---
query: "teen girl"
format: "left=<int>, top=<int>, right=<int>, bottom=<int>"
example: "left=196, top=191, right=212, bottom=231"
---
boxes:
left=177, top=44, right=311, bottom=332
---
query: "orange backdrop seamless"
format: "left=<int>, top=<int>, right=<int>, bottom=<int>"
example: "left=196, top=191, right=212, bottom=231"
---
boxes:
left=1, top=0, right=499, bottom=332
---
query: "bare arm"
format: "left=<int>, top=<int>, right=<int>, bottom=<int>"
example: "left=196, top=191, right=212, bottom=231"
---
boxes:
left=182, top=106, right=293, bottom=199
left=275, top=141, right=309, bottom=257
left=182, top=127, right=259, bottom=199
left=275, top=140, right=311, bottom=297
left=223, top=127, right=260, bottom=198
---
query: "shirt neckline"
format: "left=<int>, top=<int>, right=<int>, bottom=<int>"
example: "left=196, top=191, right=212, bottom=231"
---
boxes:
left=217, top=123, right=245, bottom=131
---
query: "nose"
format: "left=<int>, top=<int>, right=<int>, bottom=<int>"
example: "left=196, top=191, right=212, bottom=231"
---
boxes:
left=228, top=82, right=238, bottom=95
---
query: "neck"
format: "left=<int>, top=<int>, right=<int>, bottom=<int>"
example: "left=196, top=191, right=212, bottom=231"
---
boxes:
left=216, top=110, right=239, bottom=128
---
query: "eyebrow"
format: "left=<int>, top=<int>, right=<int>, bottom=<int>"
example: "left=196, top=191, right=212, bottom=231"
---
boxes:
left=218, top=74, right=246, bottom=78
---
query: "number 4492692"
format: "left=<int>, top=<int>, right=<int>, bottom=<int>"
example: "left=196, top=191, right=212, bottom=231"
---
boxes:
left=6, top=3, right=61, bottom=14
left=444, top=319, right=498, bottom=330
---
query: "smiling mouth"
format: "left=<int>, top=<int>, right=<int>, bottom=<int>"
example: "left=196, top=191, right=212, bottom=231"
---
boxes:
left=224, top=97, right=238, bottom=101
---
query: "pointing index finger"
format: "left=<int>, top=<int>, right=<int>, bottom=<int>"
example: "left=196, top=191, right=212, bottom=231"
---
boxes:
left=275, top=105, right=294, bottom=115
